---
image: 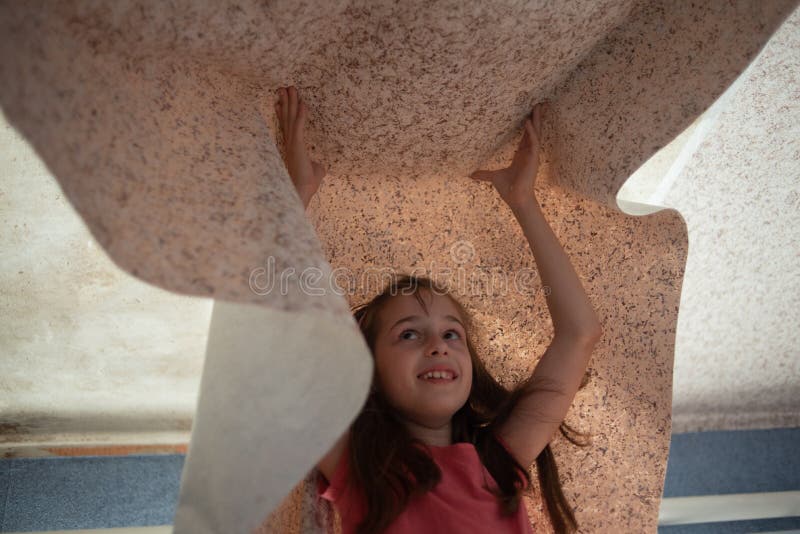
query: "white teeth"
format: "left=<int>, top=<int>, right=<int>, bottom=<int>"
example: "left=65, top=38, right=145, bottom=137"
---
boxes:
left=421, top=371, right=454, bottom=380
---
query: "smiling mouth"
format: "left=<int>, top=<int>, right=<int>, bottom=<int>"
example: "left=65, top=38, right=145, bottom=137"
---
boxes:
left=417, top=371, right=457, bottom=382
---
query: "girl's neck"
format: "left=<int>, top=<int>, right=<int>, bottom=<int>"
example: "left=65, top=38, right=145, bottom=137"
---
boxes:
left=403, top=418, right=452, bottom=447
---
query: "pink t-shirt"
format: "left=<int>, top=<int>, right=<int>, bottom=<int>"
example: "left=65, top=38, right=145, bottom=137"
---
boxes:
left=316, top=434, right=535, bottom=533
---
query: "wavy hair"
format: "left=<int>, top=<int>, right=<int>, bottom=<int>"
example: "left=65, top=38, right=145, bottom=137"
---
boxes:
left=332, top=274, right=591, bottom=533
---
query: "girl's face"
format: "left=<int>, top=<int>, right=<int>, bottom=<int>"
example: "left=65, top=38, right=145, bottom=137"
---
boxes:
left=372, top=289, right=473, bottom=434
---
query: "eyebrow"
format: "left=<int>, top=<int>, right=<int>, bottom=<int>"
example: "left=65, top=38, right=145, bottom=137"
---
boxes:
left=390, top=314, right=465, bottom=331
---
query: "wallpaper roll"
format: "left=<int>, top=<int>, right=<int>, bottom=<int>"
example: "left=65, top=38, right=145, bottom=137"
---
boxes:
left=176, top=302, right=371, bottom=533
left=0, top=0, right=795, bottom=532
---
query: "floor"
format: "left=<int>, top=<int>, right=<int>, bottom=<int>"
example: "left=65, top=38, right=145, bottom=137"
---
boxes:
left=1, top=428, right=798, bottom=533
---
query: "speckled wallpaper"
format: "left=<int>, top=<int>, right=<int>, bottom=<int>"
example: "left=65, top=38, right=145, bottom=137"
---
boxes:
left=0, top=0, right=796, bottom=532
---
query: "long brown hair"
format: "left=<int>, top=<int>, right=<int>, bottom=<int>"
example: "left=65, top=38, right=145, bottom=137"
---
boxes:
left=340, top=274, right=591, bottom=533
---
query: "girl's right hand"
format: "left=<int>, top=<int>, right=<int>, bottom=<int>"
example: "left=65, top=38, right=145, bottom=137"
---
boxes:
left=470, top=102, right=545, bottom=210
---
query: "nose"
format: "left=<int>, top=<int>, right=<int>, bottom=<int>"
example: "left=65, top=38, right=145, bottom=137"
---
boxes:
left=427, top=338, right=448, bottom=357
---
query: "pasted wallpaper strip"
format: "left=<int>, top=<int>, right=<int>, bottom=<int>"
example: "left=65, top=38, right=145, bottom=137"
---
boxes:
left=663, top=8, right=800, bottom=434
left=0, top=0, right=794, bottom=532
left=548, top=0, right=800, bottom=207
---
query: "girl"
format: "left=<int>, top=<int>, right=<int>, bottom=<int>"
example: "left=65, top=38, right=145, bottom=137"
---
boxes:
left=274, top=86, right=603, bottom=533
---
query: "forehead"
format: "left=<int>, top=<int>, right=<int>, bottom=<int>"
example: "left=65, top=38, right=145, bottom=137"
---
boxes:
left=379, top=290, right=462, bottom=323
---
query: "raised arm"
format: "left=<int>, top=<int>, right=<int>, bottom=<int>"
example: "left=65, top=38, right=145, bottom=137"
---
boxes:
left=471, top=103, right=602, bottom=468
left=273, top=85, right=327, bottom=209
left=271, top=86, right=351, bottom=482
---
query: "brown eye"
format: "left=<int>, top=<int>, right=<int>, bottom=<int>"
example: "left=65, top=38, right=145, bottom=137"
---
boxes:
left=400, top=329, right=419, bottom=340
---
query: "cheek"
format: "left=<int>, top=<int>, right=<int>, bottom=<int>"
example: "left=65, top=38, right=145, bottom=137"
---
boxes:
left=463, top=373, right=473, bottom=391
left=374, top=349, right=409, bottom=385
left=462, top=360, right=474, bottom=387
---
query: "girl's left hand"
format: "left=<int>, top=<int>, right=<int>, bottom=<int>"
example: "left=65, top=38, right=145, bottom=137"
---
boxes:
left=470, top=102, right=545, bottom=210
left=274, top=86, right=327, bottom=205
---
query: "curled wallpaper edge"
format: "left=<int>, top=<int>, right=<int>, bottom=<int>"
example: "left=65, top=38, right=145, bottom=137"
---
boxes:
left=173, top=300, right=373, bottom=533
left=1, top=1, right=794, bottom=531
left=547, top=0, right=800, bottom=210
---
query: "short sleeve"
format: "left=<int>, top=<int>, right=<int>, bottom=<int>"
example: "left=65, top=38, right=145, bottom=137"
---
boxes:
left=316, top=436, right=350, bottom=503
left=315, top=437, right=368, bottom=528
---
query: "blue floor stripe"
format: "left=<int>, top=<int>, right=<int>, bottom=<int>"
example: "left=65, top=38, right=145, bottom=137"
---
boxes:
left=658, top=516, right=800, bottom=533
left=0, top=455, right=184, bottom=532
left=663, top=428, right=800, bottom=497
left=1, top=427, right=798, bottom=531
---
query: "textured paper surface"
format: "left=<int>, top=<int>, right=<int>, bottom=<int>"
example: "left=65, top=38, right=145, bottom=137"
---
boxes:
left=175, top=301, right=371, bottom=533
left=659, top=10, right=800, bottom=433
left=0, top=1, right=795, bottom=532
